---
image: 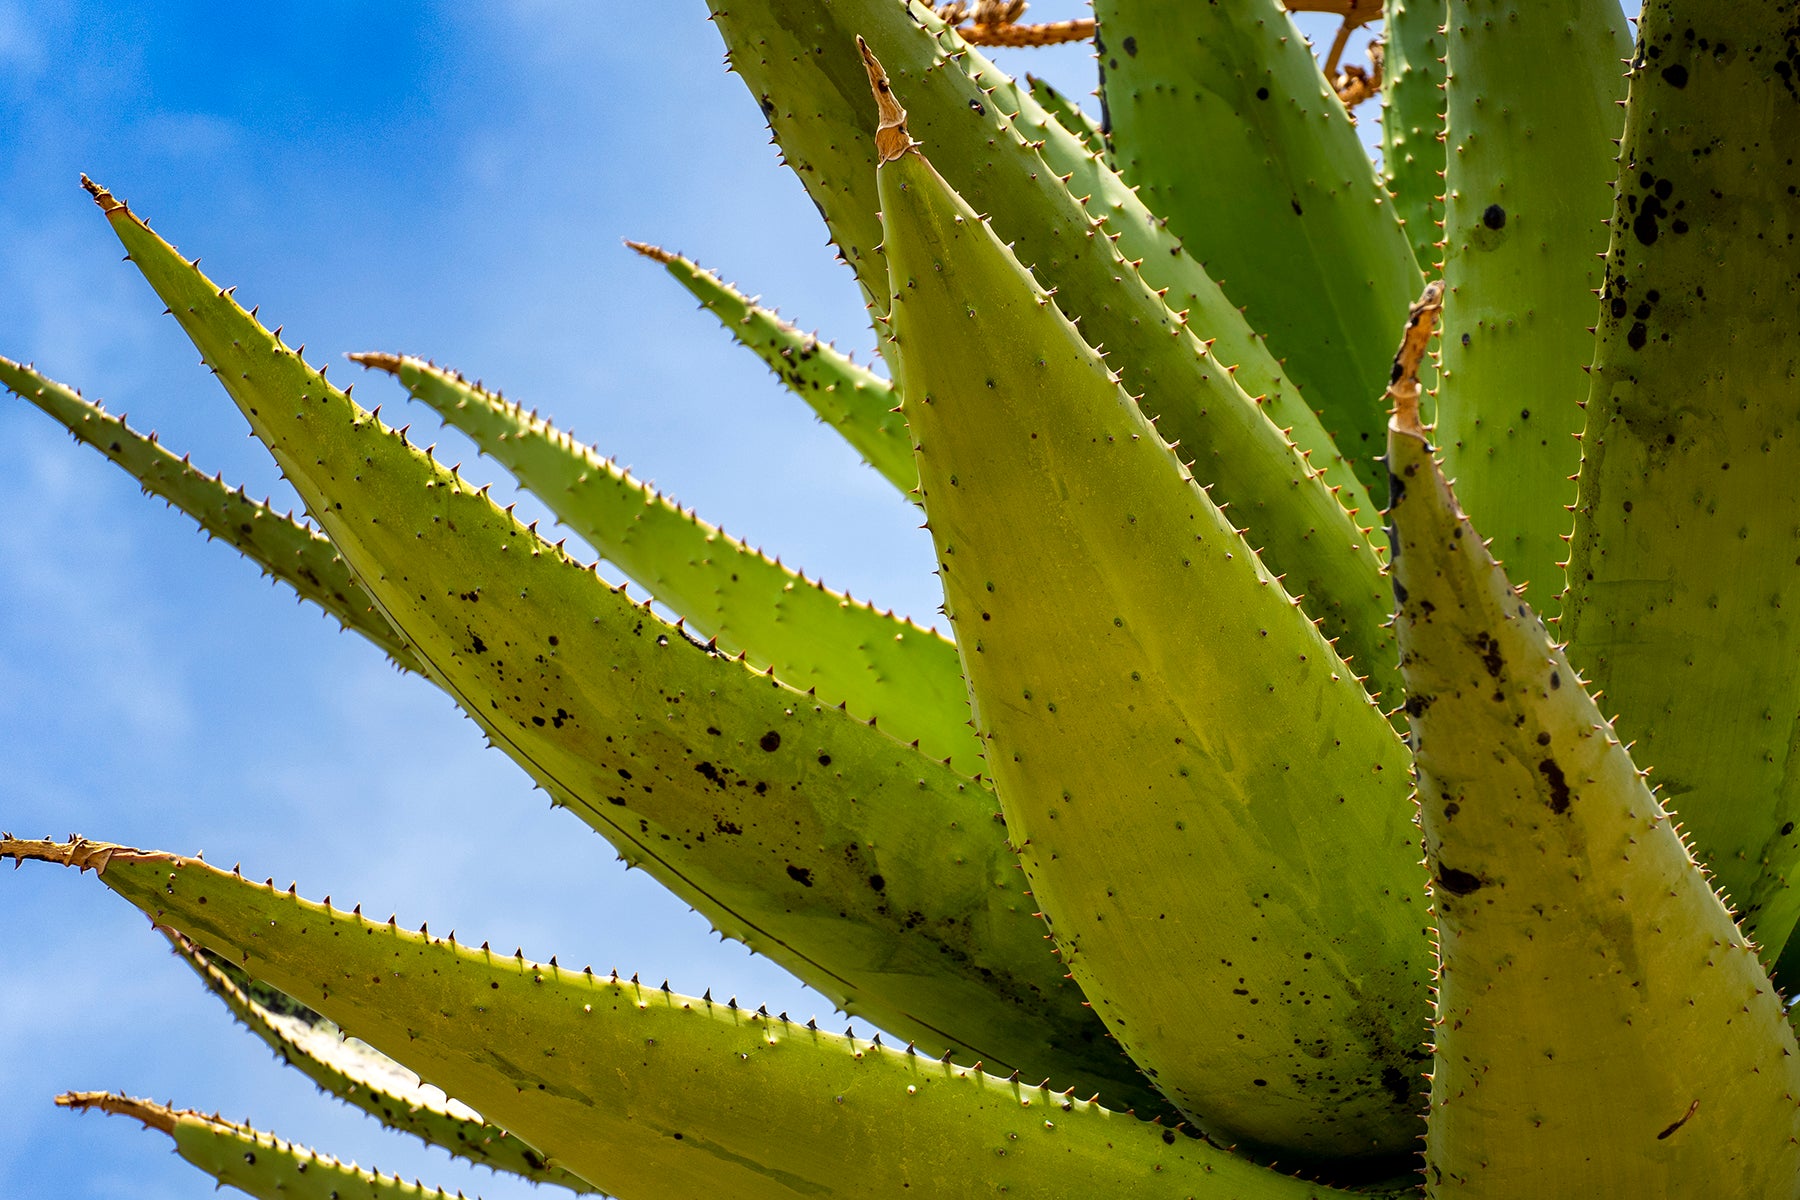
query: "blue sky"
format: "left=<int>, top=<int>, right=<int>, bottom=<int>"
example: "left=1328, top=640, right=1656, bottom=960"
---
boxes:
left=0, top=4, right=1373, bottom=1196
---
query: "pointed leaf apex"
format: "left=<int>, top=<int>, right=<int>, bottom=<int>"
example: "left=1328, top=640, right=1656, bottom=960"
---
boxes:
left=858, top=39, right=913, bottom=163
left=624, top=238, right=678, bottom=267
left=347, top=351, right=407, bottom=375
left=1387, top=281, right=1444, bottom=437
left=80, top=174, right=126, bottom=215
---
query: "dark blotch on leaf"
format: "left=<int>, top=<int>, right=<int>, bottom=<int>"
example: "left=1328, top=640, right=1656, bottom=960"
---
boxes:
left=786, top=864, right=814, bottom=887
left=1435, top=866, right=1483, bottom=896
left=1482, top=204, right=1506, bottom=230
left=1474, top=632, right=1503, bottom=678
left=1662, top=62, right=1689, bottom=87
left=759, top=730, right=782, bottom=752
left=1539, top=759, right=1572, bottom=813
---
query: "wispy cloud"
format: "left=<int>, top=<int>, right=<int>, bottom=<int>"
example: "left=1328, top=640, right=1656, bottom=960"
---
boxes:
left=0, top=0, right=45, bottom=84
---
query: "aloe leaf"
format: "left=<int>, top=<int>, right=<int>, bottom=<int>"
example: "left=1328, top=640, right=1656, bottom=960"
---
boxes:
left=169, top=934, right=595, bottom=1192
left=1435, top=0, right=1630, bottom=613
left=873, top=56, right=1427, bottom=1168
left=1094, top=0, right=1426, bottom=491
left=13, top=838, right=1376, bottom=1200
left=350, top=351, right=980, bottom=777
left=57, top=1091, right=478, bottom=1200
left=729, top=0, right=1330, bottom=503
left=1381, top=0, right=1447, bottom=273
left=1023, top=73, right=1108, bottom=164
left=0, top=355, right=424, bottom=675
left=1561, top=1, right=1800, bottom=972
left=1386, top=288, right=1800, bottom=1196
left=712, top=0, right=1401, bottom=705
left=624, top=242, right=916, bottom=495
left=87, top=180, right=1158, bottom=1113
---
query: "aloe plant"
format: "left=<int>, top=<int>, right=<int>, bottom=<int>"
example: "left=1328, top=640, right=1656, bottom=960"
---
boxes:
left=8, top=0, right=1800, bottom=1195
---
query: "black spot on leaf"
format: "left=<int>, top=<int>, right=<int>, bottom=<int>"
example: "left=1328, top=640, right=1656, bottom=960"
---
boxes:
left=1435, top=866, right=1483, bottom=895
left=1539, top=759, right=1572, bottom=813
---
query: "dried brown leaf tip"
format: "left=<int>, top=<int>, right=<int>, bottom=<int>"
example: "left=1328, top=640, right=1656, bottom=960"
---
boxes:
left=1387, top=281, right=1444, bottom=436
left=1, top=834, right=152, bottom=874
left=935, top=2, right=1096, bottom=48
left=1334, top=39, right=1384, bottom=115
left=79, top=174, right=126, bottom=215
left=856, top=38, right=914, bottom=165
left=623, top=239, right=677, bottom=265
left=57, top=1092, right=180, bottom=1134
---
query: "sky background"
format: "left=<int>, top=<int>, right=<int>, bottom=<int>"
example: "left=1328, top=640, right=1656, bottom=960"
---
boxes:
left=0, top=4, right=1380, bottom=1196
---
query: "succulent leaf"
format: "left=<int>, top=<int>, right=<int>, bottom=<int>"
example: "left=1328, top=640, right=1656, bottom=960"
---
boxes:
left=170, top=934, right=594, bottom=1192
left=13, top=837, right=1373, bottom=1200
left=714, top=0, right=1401, bottom=704
left=1435, top=0, right=1631, bottom=613
left=57, top=1092, right=478, bottom=1200
left=625, top=242, right=917, bottom=496
left=1381, top=0, right=1448, bottom=273
left=1562, top=0, right=1800, bottom=972
left=0, top=355, right=424, bottom=674
left=1387, top=286, right=1800, bottom=1197
left=1095, top=0, right=1427, bottom=489
left=352, top=350, right=981, bottom=777
left=874, top=58, right=1429, bottom=1166
left=88, top=179, right=1156, bottom=1109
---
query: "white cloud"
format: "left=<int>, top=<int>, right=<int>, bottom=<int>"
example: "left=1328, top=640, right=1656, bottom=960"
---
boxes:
left=134, top=110, right=241, bottom=160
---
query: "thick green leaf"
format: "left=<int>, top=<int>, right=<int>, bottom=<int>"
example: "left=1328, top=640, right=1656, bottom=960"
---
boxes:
left=1387, top=289, right=1800, bottom=1197
left=352, top=351, right=981, bottom=776
left=90, top=178, right=1155, bottom=1111
left=625, top=242, right=916, bottom=496
left=1381, top=0, right=1447, bottom=273
left=0, top=355, right=424, bottom=674
left=171, top=935, right=594, bottom=1192
left=876, top=72, right=1428, bottom=1168
left=1095, top=0, right=1426, bottom=491
left=712, top=0, right=1401, bottom=704
left=1562, top=1, right=1800, bottom=970
left=58, top=1093, right=473, bottom=1200
left=14, top=838, right=1371, bottom=1200
left=1436, top=0, right=1630, bottom=612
